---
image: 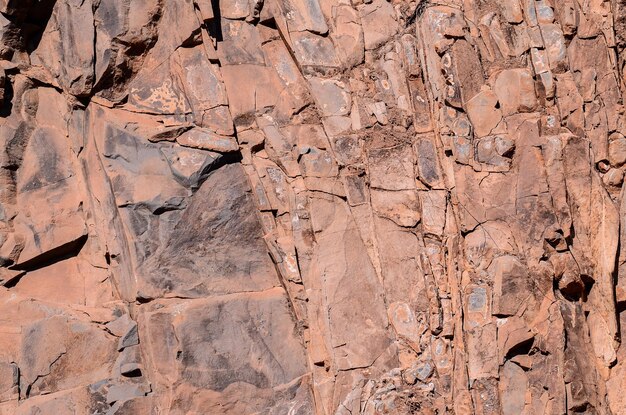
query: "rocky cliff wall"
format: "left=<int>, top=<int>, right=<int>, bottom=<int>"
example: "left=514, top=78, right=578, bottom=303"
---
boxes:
left=1, top=0, right=626, bottom=413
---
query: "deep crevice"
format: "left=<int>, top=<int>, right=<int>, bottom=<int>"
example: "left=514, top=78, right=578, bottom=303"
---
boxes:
left=22, top=0, right=57, bottom=53
left=506, top=337, right=535, bottom=359
left=190, top=150, right=243, bottom=192
left=0, top=76, right=14, bottom=117
left=10, top=234, right=88, bottom=272
left=205, top=0, right=223, bottom=41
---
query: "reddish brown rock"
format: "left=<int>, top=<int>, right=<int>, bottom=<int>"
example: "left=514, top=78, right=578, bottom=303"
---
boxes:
left=2, top=0, right=626, bottom=413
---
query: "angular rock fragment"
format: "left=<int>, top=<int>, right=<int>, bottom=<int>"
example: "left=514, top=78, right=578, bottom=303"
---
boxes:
left=137, top=164, right=279, bottom=299
left=466, top=88, right=503, bottom=138
left=371, top=189, right=420, bottom=227
left=493, top=68, right=537, bottom=116
left=291, top=32, right=340, bottom=75
left=360, top=0, right=399, bottom=50
left=32, top=0, right=95, bottom=96
left=368, top=144, right=415, bottom=191
left=309, top=78, right=351, bottom=117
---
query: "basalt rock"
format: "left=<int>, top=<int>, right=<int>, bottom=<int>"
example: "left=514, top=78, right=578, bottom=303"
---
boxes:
left=2, top=0, right=626, bottom=414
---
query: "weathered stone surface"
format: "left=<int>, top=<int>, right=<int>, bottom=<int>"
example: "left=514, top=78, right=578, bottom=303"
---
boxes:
left=139, top=288, right=311, bottom=413
left=371, top=189, right=420, bottom=227
left=493, top=68, right=537, bottom=116
left=309, top=77, right=351, bottom=118
left=176, top=128, right=238, bottom=153
left=32, top=0, right=95, bottom=96
left=332, top=5, right=364, bottom=67
left=465, top=88, right=503, bottom=138
left=101, top=125, right=190, bottom=214
left=2, top=0, right=626, bottom=413
left=19, top=315, right=117, bottom=398
left=359, top=0, right=399, bottom=50
left=308, top=193, right=392, bottom=371
left=368, top=144, right=415, bottom=190
left=137, top=163, right=279, bottom=299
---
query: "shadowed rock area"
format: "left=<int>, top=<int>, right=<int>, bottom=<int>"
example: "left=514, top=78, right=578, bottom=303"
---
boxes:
left=2, top=0, right=626, bottom=413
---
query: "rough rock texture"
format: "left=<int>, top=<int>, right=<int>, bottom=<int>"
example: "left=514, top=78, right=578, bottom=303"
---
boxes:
left=2, top=0, right=626, bottom=413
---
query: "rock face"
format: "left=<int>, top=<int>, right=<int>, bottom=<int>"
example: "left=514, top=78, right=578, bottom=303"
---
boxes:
left=2, top=0, right=626, bottom=413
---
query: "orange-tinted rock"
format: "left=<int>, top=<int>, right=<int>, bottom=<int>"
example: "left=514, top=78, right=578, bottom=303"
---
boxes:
left=493, top=68, right=537, bottom=116
left=359, top=0, right=399, bottom=50
left=466, top=88, right=503, bottom=138
left=2, top=0, right=626, bottom=413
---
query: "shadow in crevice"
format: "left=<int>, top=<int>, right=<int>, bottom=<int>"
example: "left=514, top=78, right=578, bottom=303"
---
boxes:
left=505, top=337, right=535, bottom=360
left=10, top=234, right=88, bottom=272
left=189, top=149, right=243, bottom=193
left=205, top=0, right=223, bottom=41
left=21, top=0, right=57, bottom=53
left=0, top=78, right=14, bottom=118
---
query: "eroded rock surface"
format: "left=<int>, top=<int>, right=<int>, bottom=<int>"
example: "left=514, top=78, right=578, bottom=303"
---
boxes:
left=2, top=0, right=626, bottom=413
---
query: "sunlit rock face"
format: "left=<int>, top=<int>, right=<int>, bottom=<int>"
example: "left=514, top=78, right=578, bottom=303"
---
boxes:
left=1, top=0, right=626, bottom=413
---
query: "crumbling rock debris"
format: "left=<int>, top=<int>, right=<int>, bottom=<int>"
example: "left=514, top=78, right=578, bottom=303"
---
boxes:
left=1, top=0, right=626, bottom=413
